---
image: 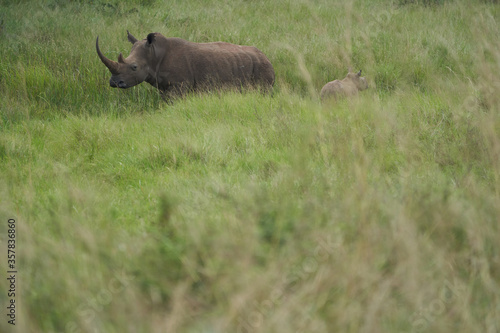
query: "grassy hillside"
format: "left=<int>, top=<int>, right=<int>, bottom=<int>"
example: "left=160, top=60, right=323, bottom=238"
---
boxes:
left=0, top=0, right=499, bottom=332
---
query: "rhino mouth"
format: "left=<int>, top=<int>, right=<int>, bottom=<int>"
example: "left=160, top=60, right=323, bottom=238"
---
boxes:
left=110, top=78, right=128, bottom=89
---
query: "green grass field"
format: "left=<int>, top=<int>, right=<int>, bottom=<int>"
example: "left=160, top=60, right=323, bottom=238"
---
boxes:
left=1, top=0, right=499, bottom=332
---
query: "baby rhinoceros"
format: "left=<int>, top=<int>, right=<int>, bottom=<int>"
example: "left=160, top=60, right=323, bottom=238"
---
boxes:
left=320, top=70, right=368, bottom=102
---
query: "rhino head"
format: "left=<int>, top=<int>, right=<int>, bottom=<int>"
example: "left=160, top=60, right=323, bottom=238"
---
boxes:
left=346, top=70, right=369, bottom=91
left=96, top=31, right=156, bottom=89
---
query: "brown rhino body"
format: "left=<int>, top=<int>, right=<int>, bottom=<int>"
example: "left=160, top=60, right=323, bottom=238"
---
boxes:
left=320, top=70, right=368, bottom=102
left=96, top=31, right=275, bottom=99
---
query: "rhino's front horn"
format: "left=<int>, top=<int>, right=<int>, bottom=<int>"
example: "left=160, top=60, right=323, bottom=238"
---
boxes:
left=96, top=37, right=119, bottom=75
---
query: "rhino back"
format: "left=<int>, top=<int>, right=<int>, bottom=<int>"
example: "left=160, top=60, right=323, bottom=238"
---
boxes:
left=160, top=39, right=274, bottom=90
left=320, top=80, right=343, bottom=100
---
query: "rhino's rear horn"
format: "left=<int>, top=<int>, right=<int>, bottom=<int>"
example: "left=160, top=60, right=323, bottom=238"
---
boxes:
left=118, top=53, right=125, bottom=64
left=96, top=37, right=120, bottom=75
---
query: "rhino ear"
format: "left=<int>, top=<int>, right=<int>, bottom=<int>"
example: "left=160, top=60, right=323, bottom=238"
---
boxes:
left=147, top=33, right=156, bottom=45
left=357, top=70, right=362, bottom=76
left=127, top=30, right=138, bottom=44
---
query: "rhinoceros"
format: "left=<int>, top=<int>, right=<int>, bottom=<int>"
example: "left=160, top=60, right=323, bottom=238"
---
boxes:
left=96, top=31, right=275, bottom=99
left=320, top=70, right=368, bottom=102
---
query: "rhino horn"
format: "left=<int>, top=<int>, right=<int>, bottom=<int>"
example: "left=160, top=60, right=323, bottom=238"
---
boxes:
left=357, top=70, right=362, bottom=76
left=96, top=37, right=119, bottom=75
left=118, top=53, right=125, bottom=64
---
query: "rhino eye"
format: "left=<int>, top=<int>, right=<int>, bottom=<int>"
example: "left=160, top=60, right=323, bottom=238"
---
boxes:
left=131, top=64, right=138, bottom=71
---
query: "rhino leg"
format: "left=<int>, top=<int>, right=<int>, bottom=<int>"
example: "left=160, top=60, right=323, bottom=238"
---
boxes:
left=158, top=82, right=192, bottom=103
left=159, top=91, right=174, bottom=105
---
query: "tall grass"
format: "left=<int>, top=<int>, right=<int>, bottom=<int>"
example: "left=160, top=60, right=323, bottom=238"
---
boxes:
left=1, top=0, right=499, bottom=332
